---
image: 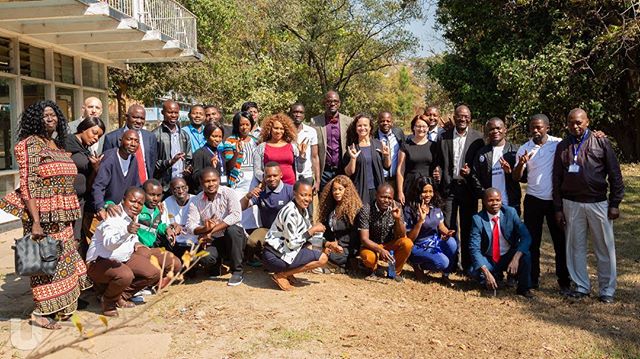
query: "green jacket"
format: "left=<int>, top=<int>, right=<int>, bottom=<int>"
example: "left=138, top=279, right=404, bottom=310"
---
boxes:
left=137, top=205, right=168, bottom=247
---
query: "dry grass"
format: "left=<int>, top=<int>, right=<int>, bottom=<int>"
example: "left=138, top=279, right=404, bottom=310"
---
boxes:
left=1, top=165, right=640, bottom=358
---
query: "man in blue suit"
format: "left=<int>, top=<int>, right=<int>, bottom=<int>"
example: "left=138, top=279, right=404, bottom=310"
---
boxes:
left=102, top=104, right=157, bottom=183
left=469, top=187, right=534, bottom=298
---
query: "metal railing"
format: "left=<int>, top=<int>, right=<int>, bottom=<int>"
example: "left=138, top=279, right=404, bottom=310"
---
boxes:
left=104, top=0, right=198, bottom=50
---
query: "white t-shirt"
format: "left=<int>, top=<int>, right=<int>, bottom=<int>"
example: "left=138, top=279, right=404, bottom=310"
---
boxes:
left=296, top=124, right=318, bottom=179
left=516, top=135, right=561, bottom=201
left=491, top=145, right=509, bottom=205
left=163, top=194, right=198, bottom=245
left=118, top=153, right=131, bottom=177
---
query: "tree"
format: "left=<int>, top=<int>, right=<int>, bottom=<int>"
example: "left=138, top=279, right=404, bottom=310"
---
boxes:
left=431, top=0, right=640, bottom=160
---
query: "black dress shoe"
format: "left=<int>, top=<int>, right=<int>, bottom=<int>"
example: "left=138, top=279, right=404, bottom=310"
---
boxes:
left=559, top=286, right=572, bottom=296
left=517, top=289, right=535, bottom=299
left=568, top=291, right=590, bottom=300
left=599, top=295, right=614, bottom=304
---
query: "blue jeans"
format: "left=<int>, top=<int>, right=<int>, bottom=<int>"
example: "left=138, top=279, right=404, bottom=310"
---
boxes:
left=409, top=237, right=457, bottom=274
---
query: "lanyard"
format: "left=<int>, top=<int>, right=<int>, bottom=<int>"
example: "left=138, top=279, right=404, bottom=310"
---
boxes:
left=571, top=129, right=589, bottom=163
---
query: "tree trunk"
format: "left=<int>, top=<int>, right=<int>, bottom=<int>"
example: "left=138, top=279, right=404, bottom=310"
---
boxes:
left=116, top=81, right=128, bottom=128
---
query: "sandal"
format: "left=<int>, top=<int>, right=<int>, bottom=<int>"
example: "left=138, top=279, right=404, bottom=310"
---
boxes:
left=271, top=274, right=293, bottom=291
left=31, top=315, right=61, bottom=330
left=286, top=275, right=301, bottom=286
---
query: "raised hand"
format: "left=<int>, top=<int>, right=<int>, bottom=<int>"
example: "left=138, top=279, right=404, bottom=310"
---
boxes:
left=210, top=154, right=219, bottom=168
left=378, top=142, right=390, bottom=158
left=170, top=152, right=186, bottom=165
left=348, top=144, right=361, bottom=159
left=127, top=221, right=140, bottom=235
left=391, top=202, right=402, bottom=220
left=499, top=157, right=512, bottom=174
left=298, top=138, right=309, bottom=157
left=247, top=185, right=263, bottom=199
left=460, top=163, right=471, bottom=177
left=433, top=166, right=441, bottom=183
left=89, top=153, right=104, bottom=170
left=517, top=150, right=531, bottom=166
left=418, top=204, right=428, bottom=222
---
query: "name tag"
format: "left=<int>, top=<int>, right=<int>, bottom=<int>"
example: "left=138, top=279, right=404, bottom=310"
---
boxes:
left=568, top=164, right=580, bottom=173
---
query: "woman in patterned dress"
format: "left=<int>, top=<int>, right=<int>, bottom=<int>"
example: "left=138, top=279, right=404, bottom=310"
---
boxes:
left=0, top=101, right=91, bottom=329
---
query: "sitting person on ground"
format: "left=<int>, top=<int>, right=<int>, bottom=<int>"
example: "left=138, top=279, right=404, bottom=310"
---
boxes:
left=185, top=167, right=247, bottom=286
left=163, top=178, right=206, bottom=266
left=404, top=176, right=457, bottom=285
left=358, top=183, right=413, bottom=281
left=86, top=187, right=167, bottom=317
left=317, top=175, right=367, bottom=272
left=469, top=188, right=534, bottom=298
left=137, top=179, right=183, bottom=275
left=263, top=180, right=343, bottom=291
left=240, top=162, right=294, bottom=263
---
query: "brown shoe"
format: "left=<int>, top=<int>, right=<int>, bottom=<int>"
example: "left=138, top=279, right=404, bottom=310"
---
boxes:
left=271, top=273, right=293, bottom=291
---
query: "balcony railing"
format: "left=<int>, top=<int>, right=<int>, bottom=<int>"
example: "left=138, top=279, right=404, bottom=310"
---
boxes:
left=104, top=0, right=197, bottom=50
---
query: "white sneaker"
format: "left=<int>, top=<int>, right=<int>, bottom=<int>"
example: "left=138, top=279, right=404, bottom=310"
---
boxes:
left=134, top=288, right=153, bottom=297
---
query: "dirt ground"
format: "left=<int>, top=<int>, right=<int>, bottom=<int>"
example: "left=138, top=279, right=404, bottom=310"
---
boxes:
left=1, top=165, right=640, bottom=359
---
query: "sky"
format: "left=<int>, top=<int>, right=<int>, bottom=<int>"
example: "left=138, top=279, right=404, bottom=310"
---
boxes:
left=407, top=1, right=448, bottom=57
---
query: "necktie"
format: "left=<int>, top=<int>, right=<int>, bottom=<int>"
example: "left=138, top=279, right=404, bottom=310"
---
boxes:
left=135, top=142, right=147, bottom=183
left=491, top=216, right=501, bottom=263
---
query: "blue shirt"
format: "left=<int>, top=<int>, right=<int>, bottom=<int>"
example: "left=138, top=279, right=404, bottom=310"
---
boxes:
left=404, top=206, right=444, bottom=242
left=183, top=124, right=206, bottom=153
left=249, top=181, right=294, bottom=228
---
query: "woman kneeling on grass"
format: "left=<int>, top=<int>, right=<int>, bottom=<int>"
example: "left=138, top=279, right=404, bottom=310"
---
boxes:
left=263, top=180, right=343, bottom=291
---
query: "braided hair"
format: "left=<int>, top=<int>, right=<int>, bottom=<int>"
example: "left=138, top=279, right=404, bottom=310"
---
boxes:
left=17, top=100, right=68, bottom=149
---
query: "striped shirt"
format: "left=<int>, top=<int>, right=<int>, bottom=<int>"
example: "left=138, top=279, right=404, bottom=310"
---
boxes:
left=186, top=186, right=242, bottom=238
left=265, top=201, right=313, bottom=264
left=222, top=135, right=258, bottom=188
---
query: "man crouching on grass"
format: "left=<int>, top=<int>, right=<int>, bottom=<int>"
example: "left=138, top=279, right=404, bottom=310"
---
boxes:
left=263, top=180, right=343, bottom=291
left=469, top=188, right=534, bottom=299
left=87, top=187, right=167, bottom=317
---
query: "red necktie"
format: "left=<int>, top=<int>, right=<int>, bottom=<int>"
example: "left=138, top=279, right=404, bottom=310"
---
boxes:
left=135, top=143, right=147, bottom=183
left=491, top=216, right=501, bottom=263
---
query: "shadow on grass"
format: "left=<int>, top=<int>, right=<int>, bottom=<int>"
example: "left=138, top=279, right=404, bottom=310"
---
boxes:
left=518, top=170, right=640, bottom=358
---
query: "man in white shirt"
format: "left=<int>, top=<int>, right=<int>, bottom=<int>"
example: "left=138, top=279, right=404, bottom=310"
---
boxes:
left=513, top=114, right=570, bottom=293
left=424, top=106, right=445, bottom=142
left=186, top=167, right=246, bottom=286
left=289, top=103, right=320, bottom=193
left=86, top=187, right=163, bottom=317
left=470, top=117, right=521, bottom=213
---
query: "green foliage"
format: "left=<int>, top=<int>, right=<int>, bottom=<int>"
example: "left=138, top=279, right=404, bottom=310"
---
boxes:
left=431, top=0, right=640, bottom=160
left=109, top=0, right=425, bottom=122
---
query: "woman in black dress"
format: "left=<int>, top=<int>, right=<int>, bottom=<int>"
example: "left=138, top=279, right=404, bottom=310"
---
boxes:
left=396, top=114, right=437, bottom=205
left=191, top=122, right=225, bottom=193
left=65, top=116, right=105, bottom=256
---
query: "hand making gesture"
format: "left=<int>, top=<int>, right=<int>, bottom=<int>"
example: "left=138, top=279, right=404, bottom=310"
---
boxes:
left=498, top=157, right=512, bottom=174
left=460, top=162, right=471, bottom=176
left=298, top=138, right=309, bottom=158
left=348, top=144, right=361, bottom=159
left=517, top=150, right=531, bottom=166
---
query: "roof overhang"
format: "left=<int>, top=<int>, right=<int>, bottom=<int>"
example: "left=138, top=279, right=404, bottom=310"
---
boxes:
left=0, top=0, right=202, bottom=68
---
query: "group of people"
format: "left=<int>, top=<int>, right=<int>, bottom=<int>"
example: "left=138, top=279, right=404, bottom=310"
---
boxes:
left=0, top=90, right=624, bottom=329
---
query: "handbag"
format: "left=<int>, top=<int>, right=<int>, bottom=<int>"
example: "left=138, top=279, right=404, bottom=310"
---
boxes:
left=13, top=234, right=60, bottom=277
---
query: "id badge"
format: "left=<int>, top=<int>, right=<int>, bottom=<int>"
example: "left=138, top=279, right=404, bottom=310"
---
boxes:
left=568, top=164, right=580, bottom=173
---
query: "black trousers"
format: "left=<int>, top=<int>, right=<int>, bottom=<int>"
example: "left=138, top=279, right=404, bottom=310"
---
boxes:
left=523, top=194, right=571, bottom=288
left=442, top=181, right=478, bottom=273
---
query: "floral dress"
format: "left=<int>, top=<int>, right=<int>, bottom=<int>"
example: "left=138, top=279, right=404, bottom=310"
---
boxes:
left=0, top=136, right=91, bottom=315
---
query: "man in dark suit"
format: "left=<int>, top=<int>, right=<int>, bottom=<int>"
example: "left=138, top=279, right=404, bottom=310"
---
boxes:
left=469, top=117, right=521, bottom=214
left=434, top=104, right=485, bottom=273
left=310, top=91, right=352, bottom=189
left=102, top=104, right=157, bottom=182
left=469, top=188, right=534, bottom=298
left=374, top=111, right=406, bottom=184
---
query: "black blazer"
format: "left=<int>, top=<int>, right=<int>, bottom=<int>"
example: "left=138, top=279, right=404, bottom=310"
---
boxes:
left=102, top=127, right=158, bottom=179
left=435, top=128, right=485, bottom=196
left=469, top=142, right=521, bottom=212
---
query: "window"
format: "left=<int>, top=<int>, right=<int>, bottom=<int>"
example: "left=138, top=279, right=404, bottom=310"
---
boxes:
left=22, top=81, right=46, bottom=109
left=0, top=78, right=12, bottom=170
left=56, top=87, right=75, bottom=121
left=19, top=43, right=45, bottom=79
left=0, top=37, right=10, bottom=73
left=82, top=59, right=105, bottom=88
left=54, top=53, right=74, bottom=84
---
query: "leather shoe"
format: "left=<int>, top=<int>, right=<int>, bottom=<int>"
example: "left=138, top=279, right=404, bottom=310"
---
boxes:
left=101, top=301, right=119, bottom=317
left=517, top=289, right=535, bottom=299
left=599, top=295, right=614, bottom=304
left=116, top=298, right=136, bottom=309
left=559, top=286, right=572, bottom=296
